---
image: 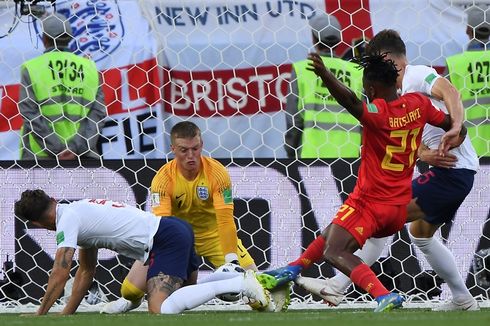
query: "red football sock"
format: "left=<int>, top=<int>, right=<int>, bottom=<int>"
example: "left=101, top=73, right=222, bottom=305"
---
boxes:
left=289, top=236, right=325, bottom=269
left=350, top=263, right=390, bottom=298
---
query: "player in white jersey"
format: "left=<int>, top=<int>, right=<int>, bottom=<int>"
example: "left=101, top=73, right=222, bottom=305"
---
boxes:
left=14, top=189, right=271, bottom=315
left=296, top=30, right=479, bottom=311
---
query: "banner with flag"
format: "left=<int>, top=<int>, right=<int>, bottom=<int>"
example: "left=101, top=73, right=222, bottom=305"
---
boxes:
left=0, top=0, right=469, bottom=159
left=141, top=0, right=468, bottom=158
left=0, top=0, right=162, bottom=160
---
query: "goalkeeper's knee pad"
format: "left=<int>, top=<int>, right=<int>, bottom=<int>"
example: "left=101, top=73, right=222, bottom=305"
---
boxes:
left=121, top=278, right=145, bottom=303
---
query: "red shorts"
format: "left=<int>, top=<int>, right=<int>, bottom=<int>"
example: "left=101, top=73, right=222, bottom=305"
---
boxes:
left=331, top=196, right=407, bottom=247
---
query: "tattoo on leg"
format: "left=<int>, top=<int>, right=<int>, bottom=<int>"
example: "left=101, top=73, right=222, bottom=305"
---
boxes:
left=147, top=273, right=183, bottom=299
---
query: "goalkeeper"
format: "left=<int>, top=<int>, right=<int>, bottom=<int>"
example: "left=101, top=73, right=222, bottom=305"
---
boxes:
left=103, top=121, right=257, bottom=313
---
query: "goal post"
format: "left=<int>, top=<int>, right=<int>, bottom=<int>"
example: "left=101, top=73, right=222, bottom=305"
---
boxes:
left=0, top=0, right=489, bottom=312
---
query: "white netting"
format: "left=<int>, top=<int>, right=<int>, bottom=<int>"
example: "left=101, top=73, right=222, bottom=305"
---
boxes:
left=0, top=0, right=489, bottom=313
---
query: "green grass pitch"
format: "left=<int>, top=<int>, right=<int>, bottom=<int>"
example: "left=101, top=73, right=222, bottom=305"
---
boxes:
left=1, top=309, right=489, bottom=326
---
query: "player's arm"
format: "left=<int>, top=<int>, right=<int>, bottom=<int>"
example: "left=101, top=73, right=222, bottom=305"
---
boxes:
left=285, top=68, right=303, bottom=158
left=417, top=143, right=458, bottom=169
left=215, top=206, right=239, bottom=263
left=36, top=247, right=75, bottom=315
left=430, top=78, right=464, bottom=153
left=306, top=52, right=364, bottom=120
left=213, top=167, right=239, bottom=264
left=61, top=247, right=98, bottom=315
left=150, top=170, right=173, bottom=216
left=151, top=192, right=172, bottom=216
left=431, top=113, right=467, bottom=153
left=431, top=77, right=464, bottom=131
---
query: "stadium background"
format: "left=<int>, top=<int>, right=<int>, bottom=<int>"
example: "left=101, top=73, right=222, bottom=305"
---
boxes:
left=0, top=0, right=488, bottom=309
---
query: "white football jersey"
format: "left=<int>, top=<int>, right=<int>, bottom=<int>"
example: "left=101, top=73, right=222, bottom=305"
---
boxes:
left=402, top=65, right=479, bottom=171
left=55, top=199, right=160, bottom=262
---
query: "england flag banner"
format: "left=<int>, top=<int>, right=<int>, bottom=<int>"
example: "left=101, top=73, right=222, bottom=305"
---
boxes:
left=0, top=0, right=162, bottom=160
left=0, top=0, right=470, bottom=159
left=140, top=0, right=468, bottom=158
left=140, top=0, right=328, bottom=158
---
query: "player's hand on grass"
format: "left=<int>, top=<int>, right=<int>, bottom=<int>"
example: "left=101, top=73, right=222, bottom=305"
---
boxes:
left=418, top=144, right=457, bottom=168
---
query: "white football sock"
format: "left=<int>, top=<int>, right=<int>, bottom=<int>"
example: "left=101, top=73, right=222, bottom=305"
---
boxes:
left=198, top=271, right=241, bottom=284
left=329, top=236, right=388, bottom=293
left=409, top=231, right=472, bottom=303
left=161, top=274, right=243, bottom=314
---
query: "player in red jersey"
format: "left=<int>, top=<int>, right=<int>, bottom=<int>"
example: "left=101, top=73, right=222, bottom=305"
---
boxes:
left=259, top=52, right=465, bottom=312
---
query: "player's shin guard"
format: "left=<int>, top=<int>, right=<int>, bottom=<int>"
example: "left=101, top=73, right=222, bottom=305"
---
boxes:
left=121, top=278, right=145, bottom=304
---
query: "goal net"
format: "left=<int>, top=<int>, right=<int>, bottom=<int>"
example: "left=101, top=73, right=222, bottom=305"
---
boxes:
left=0, top=0, right=489, bottom=312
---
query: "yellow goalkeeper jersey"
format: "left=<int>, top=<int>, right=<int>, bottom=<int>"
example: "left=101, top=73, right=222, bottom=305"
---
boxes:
left=150, top=156, right=237, bottom=258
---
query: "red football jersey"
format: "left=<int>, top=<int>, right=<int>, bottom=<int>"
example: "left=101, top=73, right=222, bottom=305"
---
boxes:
left=350, top=92, right=446, bottom=205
